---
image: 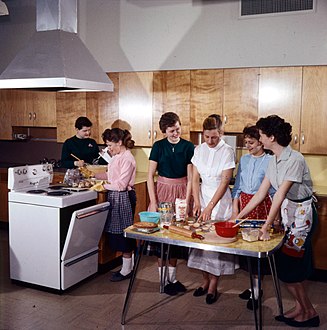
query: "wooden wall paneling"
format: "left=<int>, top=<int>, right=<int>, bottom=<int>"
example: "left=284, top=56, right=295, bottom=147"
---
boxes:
left=152, top=71, right=167, bottom=142
left=56, top=92, right=87, bottom=143
left=32, top=91, right=57, bottom=127
left=258, top=66, right=302, bottom=150
left=10, top=90, right=29, bottom=126
left=0, top=90, right=13, bottom=140
left=98, top=73, right=120, bottom=141
left=190, top=69, right=224, bottom=131
left=301, top=66, right=327, bottom=154
left=223, top=68, right=259, bottom=133
left=165, top=70, right=191, bottom=140
left=85, top=92, right=100, bottom=144
left=119, top=72, right=153, bottom=146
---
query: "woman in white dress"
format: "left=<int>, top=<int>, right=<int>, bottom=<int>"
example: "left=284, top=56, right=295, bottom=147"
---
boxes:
left=188, top=114, right=236, bottom=304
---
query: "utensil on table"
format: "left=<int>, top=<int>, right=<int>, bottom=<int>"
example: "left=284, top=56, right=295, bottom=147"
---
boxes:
left=232, top=218, right=249, bottom=228
left=70, top=153, right=89, bottom=166
left=163, top=225, right=204, bottom=240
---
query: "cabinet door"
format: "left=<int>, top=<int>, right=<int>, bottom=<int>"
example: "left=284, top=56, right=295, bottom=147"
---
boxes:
left=31, top=91, right=57, bottom=127
left=258, top=67, right=302, bottom=150
left=56, top=92, right=87, bottom=143
left=119, top=72, right=153, bottom=146
left=223, top=68, right=259, bottom=133
left=134, top=182, right=149, bottom=222
left=190, top=69, right=223, bottom=131
left=10, top=90, right=30, bottom=126
left=0, top=90, right=13, bottom=140
left=153, top=70, right=191, bottom=141
left=301, top=66, right=327, bottom=154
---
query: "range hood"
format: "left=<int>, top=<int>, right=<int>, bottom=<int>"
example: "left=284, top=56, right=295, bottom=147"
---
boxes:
left=0, top=0, right=114, bottom=92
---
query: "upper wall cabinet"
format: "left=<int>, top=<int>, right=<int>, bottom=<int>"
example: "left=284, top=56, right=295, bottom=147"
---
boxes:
left=0, top=90, right=13, bottom=140
left=301, top=66, right=327, bottom=154
left=190, top=69, right=223, bottom=131
left=119, top=72, right=154, bottom=146
left=223, top=68, right=259, bottom=133
left=258, top=67, right=302, bottom=150
left=153, top=70, right=191, bottom=141
left=11, top=90, right=56, bottom=128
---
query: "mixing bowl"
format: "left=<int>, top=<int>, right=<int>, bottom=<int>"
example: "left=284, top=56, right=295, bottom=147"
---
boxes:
left=138, top=211, right=161, bottom=224
left=214, top=221, right=239, bottom=238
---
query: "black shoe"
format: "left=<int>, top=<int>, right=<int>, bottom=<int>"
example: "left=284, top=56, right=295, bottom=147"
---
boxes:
left=247, top=297, right=259, bottom=311
left=110, top=271, right=132, bottom=282
left=239, top=289, right=251, bottom=300
left=193, top=287, right=208, bottom=297
left=206, top=291, right=218, bottom=305
left=164, top=283, right=178, bottom=296
left=275, top=315, right=293, bottom=322
left=284, top=315, right=320, bottom=328
left=173, top=281, right=187, bottom=293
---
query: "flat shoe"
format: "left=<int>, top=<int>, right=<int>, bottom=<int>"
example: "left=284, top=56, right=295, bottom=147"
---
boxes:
left=110, top=271, right=132, bottom=282
left=173, top=280, right=187, bottom=293
left=246, top=297, right=259, bottom=311
left=206, top=291, right=218, bottom=305
left=193, top=287, right=208, bottom=297
left=275, top=315, right=293, bottom=322
left=284, top=315, right=320, bottom=328
left=164, top=283, right=178, bottom=296
left=239, top=289, right=251, bottom=300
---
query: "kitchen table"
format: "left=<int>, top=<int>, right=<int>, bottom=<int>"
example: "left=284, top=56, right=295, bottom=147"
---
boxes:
left=122, top=226, right=285, bottom=330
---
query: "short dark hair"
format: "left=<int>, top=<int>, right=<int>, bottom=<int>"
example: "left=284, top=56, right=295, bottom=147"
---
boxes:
left=256, top=115, right=292, bottom=147
left=203, top=114, right=223, bottom=131
left=243, top=125, right=260, bottom=140
left=159, top=112, right=181, bottom=133
left=75, top=117, right=92, bottom=130
left=102, top=128, right=135, bottom=149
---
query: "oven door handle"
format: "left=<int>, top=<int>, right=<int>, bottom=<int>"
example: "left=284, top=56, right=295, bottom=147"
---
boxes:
left=76, top=205, right=110, bottom=219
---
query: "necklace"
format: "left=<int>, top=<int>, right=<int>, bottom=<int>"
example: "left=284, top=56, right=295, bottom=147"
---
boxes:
left=167, top=138, right=179, bottom=153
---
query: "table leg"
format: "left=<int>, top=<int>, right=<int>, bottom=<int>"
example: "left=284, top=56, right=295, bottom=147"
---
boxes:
left=268, top=254, right=283, bottom=316
left=159, top=243, right=171, bottom=293
left=247, top=257, right=259, bottom=330
left=121, top=240, right=147, bottom=325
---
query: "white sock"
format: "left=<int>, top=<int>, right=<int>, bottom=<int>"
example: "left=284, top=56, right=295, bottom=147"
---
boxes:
left=158, top=267, right=168, bottom=285
left=120, top=257, right=133, bottom=276
left=168, top=266, right=177, bottom=283
left=251, top=278, right=259, bottom=299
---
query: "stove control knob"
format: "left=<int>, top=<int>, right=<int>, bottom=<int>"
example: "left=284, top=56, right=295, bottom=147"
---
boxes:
left=23, top=169, right=27, bottom=174
left=32, top=169, right=37, bottom=175
left=16, top=169, right=22, bottom=175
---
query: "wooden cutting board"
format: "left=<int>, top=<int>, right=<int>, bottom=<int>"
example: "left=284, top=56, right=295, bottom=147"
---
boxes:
left=203, top=231, right=237, bottom=244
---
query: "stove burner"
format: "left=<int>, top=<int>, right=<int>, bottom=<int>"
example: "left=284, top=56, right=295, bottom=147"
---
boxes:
left=47, top=190, right=72, bottom=196
left=26, top=189, right=47, bottom=194
left=49, top=185, right=67, bottom=190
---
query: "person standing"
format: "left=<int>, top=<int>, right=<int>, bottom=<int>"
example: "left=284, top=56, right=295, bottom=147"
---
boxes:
left=188, top=114, right=236, bottom=305
left=95, top=128, right=137, bottom=282
left=61, top=116, right=106, bottom=168
left=236, top=115, right=319, bottom=327
left=231, top=125, right=275, bottom=310
left=147, top=112, right=194, bottom=296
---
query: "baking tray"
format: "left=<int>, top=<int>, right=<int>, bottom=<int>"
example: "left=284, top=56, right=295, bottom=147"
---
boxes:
left=132, top=227, right=160, bottom=234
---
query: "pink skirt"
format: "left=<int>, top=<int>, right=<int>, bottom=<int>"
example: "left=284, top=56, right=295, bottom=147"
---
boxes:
left=156, top=176, right=188, bottom=203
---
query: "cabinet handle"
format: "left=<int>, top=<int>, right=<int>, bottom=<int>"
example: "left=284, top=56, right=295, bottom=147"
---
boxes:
left=148, top=130, right=151, bottom=139
left=29, top=112, right=32, bottom=120
left=33, top=112, right=36, bottom=120
left=153, top=130, right=157, bottom=140
left=301, top=133, right=305, bottom=144
left=224, top=115, right=228, bottom=125
left=293, top=134, right=298, bottom=144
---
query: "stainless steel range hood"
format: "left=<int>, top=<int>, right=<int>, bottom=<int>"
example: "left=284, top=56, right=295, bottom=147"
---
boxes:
left=0, top=0, right=113, bottom=92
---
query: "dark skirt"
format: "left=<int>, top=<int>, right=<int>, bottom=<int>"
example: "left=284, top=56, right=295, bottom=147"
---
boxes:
left=107, top=232, right=136, bottom=253
left=276, top=202, right=318, bottom=283
left=145, top=242, right=189, bottom=261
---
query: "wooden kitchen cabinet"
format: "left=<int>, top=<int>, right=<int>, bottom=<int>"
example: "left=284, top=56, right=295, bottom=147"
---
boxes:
left=223, top=68, right=259, bottom=133
left=153, top=70, right=191, bottom=141
left=312, top=196, right=327, bottom=270
left=190, top=69, right=224, bottom=131
left=11, top=90, right=56, bottom=128
left=258, top=66, right=302, bottom=150
left=0, top=90, right=13, bottom=140
left=300, top=66, right=327, bottom=154
left=0, top=169, right=9, bottom=223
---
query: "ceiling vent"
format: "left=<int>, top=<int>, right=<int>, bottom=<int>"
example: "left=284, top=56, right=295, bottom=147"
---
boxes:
left=240, top=0, right=315, bottom=17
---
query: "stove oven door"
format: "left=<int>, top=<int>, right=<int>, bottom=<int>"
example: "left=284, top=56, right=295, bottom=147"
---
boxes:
left=60, top=202, right=110, bottom=290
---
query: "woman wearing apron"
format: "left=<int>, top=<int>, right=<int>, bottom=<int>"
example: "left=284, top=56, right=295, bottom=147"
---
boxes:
left=188, top=114, right=236, bottom=305
left=96, top=128, right=137, bottom=282
left=231, top=125, right=275, bottom=310
left=147, top=112, right=194, bottom=296
left=236, top=115, right=319, bottom=328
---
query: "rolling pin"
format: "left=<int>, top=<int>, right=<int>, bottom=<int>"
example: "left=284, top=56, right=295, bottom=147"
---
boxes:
left=164, top=225, right=204, bottom=240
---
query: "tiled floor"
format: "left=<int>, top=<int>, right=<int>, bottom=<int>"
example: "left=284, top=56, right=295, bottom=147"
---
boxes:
left=1, top=228, right=326, bottom=329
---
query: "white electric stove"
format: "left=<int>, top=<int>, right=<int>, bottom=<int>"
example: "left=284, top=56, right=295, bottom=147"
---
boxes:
left=8, top=164, right=109, bottom=291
